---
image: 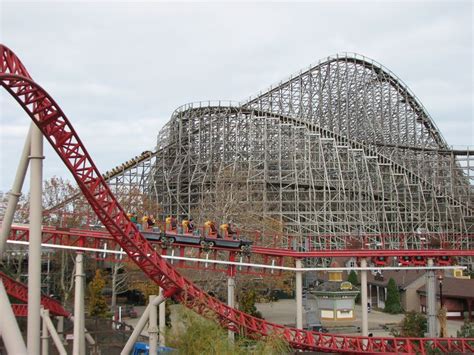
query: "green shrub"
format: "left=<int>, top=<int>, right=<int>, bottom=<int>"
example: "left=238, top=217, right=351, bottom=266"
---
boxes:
left=384, top=278, right=403, bottom=314
left=167, top=307, right=290, bottom=354
left=391, top=311, right=427, bottom=337
left=457, top=317, right=474, bottom=338
left=239, top=289, right=263, bottom=319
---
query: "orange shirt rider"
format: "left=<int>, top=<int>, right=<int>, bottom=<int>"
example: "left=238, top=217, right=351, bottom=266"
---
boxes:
left=219, top=222, right=236, bottom=239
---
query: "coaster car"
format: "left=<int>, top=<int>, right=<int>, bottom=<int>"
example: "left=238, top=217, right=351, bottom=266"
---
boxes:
left=142, top=229, right=252, bottom=252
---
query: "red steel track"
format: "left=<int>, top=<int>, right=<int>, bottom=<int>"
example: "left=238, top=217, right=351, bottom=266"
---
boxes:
left=1, top=44, right=473, bottom=354
left=12, top=304, right=29, bottom=317
left=0, top=271, right=70, bottom=318
left=6, top=224, right=474, bottom=277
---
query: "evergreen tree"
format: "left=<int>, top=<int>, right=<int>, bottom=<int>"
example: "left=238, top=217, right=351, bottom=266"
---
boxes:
left=384, top=277, right=403, bottom=314
left=88, top=270, right=109, bottom=318
left=347, top=270, right=360, bottom=303
left=238, top=289, right=263, bottom=319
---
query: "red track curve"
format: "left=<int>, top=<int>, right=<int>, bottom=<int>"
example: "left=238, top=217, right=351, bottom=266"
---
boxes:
left=1, top=44, right=473, bottom=354
left=0, top=271, right=70, bottom=318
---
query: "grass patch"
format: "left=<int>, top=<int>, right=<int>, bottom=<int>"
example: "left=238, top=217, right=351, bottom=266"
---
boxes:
left=166, top=306, right=291, bottom=355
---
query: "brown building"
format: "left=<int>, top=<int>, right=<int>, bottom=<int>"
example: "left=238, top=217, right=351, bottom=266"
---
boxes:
left=367, top=270, right=427, bottom=311
left=418, top=277, right=474, bottom=320
left=366, top=270, right=474, bottom=320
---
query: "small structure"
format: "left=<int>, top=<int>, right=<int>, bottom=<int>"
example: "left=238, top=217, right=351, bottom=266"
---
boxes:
left=310, top=262, right=359, bottom=321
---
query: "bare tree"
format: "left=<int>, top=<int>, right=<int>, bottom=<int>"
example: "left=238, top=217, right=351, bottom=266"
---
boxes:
left=42, top=176, right=91, bottom=227
left=57, top=250, right=76, bottom=303
left=0, top=247, right=27, bottom=281
left=110, top=262, right=130, bottom=314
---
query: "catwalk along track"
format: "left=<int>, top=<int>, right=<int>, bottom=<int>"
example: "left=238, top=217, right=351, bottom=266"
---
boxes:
left=1, top=44, right=473, bottom=354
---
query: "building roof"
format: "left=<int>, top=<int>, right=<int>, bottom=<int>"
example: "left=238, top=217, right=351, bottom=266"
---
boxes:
left=366, top=270, right=425, bottom=289
left=417, top=277, right=474, bottom=299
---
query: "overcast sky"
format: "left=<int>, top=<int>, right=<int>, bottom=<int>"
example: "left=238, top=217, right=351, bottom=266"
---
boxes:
left=0, top=1, right=472, bottom=192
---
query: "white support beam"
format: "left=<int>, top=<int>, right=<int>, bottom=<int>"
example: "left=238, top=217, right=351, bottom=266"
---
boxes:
left=41, top=308, right=67, bottom=355
left=360, top=258, right=368, bottom=338
left=121, top=294, right=166, bottom=355
left=0, top=125, right=31, bottom=254
left=227, top=276, right=235, bottom=342
left=148, top=295, right=158, bottom=354
left=159, top=287, right=166, bottom=346
left=41, top=307, right=49, bottom=355
left=80, top=274, right=86, bottom=355
left=28, top=124, right=43, bottom=355
left=70, top=315, right=96, bottom=346
left=295, top=259, right=303, bottom=329
left=57, top=316, right=66, bottom=345
left=426, top=258, right=437, bottom=337
left=0, top=280, right=27, bottom=354
left=73, top=252, right=85, bottom=355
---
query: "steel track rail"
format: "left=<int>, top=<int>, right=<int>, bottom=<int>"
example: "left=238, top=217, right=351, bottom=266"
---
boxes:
left=7, top=224, right=474, bottom=259
left=0, top=271, right=70, bottom=317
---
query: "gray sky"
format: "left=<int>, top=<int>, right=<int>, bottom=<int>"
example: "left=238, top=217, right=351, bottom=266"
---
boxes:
left=0, top=1, right=472, bottom=192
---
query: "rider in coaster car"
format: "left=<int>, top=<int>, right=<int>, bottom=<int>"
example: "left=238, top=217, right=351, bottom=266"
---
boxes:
left=146, top=215, right=156, bottom=230
left=205, top=220, right=219, bottom=238
left=220, top=221, right=237, bottom=239
left=142, top=215, right=149, bottom=230
left=182, top=216, right=192, bottom=233
left=181, top=218, right=188, bottom=231
left=188, top=218, right=195, bottom=233
left=166, top=216, right=177, bottom=231
left=170, top=216, right=177, bottom=230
